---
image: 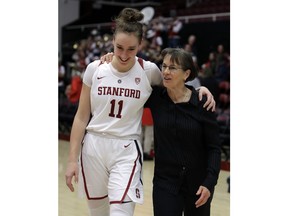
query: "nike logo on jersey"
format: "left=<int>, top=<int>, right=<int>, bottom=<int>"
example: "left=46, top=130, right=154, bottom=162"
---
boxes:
left=124, top=143, right=131, bottom=148
left=97, top=76, right=105, bottom=79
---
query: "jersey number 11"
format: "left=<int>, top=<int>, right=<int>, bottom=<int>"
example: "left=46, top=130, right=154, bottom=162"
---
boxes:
left=109, top=99, right=123, bottom=118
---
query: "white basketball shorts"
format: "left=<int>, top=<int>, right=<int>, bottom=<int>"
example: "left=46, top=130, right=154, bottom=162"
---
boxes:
left=78, top=132, right=144, bottom=204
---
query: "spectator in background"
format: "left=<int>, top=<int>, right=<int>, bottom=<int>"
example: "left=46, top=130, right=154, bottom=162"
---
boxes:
left=185, top=34, right=198, bottom=59
left=184, top=35, right=199, bottom=88
left=58, top=59, right=66, bottom=98
left=215, top=44, right=230, bottom=82
left=59, top=68, right=83, bottom=133
left=65, top=69, right=83, bottom=105
left=137, top=38, right=150, bottom=60
left=145, top=29, right=163, bottom=66
left=202, top=51, right=217, bottom=78
left=150, top=16, right=166, bottom=50
left=186, top=54, right=202, bottom=89
left=198, top=51, right=220, bottom=104
left=146, top=29, right=163, bottom=53
left=167, top=11, right=183, bottom=48
left=72, top=44, right=87, bottom=71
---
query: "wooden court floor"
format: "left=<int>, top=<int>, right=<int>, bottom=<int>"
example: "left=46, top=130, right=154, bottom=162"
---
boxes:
left=59, top=140, right=230, bottom=216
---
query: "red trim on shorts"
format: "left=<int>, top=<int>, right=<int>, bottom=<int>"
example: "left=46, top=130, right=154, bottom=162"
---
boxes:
left=80, top=146, right=108, bottom=200
left=110, top=152, right=140, bottom=204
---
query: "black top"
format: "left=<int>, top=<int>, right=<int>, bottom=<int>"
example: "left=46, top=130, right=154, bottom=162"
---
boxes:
left=145, top=85, right=221, bottom=195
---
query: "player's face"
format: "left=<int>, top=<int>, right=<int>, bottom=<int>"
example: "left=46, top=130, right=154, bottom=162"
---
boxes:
left=113, top=32, right=140, bottom=70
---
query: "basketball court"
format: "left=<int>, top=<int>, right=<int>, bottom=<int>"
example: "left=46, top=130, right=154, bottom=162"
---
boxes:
left=58, top=139, right=230, bottom=216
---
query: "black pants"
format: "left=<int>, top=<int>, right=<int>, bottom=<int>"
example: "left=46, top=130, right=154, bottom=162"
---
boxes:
left=153, top=185, right=212, bottom=216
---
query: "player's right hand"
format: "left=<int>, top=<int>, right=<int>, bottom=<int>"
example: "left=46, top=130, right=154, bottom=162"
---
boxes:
left=65, top=162, right=79, bottom=192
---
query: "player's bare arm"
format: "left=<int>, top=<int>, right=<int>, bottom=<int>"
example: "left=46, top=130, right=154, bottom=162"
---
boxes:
left=65, top=84, right=91, bottom=192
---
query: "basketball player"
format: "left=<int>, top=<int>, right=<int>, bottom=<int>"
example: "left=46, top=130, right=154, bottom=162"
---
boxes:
left=65, top=8, right=215, bottom=216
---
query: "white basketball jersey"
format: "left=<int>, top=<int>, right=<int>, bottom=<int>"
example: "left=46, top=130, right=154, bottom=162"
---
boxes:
left=83, top=57, right=161, bottom=140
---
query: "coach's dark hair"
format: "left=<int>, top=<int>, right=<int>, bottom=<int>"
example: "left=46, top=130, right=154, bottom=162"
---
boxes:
left=112, top=8, right=144, bottom=43
left=161, top=48, right=198, bottom=82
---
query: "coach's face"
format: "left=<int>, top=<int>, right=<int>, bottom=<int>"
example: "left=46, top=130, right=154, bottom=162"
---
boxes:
left=161, top=55, right=190, bottom=90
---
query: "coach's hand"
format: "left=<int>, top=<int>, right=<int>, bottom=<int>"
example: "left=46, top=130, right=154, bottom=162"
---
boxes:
left=195, top=186, right=211, bottom=208
left=65, top=162, right=79, bottom=192
left=100, top=52, right=114, bottom=63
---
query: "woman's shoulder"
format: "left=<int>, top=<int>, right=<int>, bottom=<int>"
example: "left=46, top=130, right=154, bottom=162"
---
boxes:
left=87, top=60, right=102, bottom=70
left=137, top=57, right=162, bottom=86
left=137, top=57, right=159, bottom=70
left=82, top=60, right=102, bottom=86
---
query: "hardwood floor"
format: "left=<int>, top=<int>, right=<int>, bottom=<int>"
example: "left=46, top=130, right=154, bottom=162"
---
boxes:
left=59, top=140, right=230, bottom=216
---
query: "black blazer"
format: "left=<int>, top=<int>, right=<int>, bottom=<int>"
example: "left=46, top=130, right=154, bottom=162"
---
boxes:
left=145, top=85, right=221, bottom=194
